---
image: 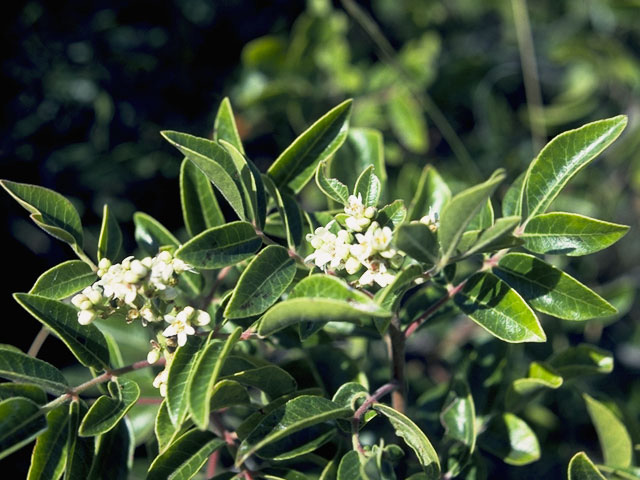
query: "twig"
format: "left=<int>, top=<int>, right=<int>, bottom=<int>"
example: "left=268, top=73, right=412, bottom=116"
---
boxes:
left=72, top=245, right=98, bottom=272
left=386, top=319, right=406, bottom=413
left=27, top=326, right=50, bottom=358
left=206, top=450, right=219, bottom=478
left=254, top=228, right=307, bottom=265
left=351, top=381, right=400, bottom=454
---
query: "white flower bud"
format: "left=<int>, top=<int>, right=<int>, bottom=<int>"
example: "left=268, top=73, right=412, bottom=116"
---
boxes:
left=124, top=270, right=141, bottom=284
left=130, top=260, right=148, bottom=278
left=194, top=310, right=211, bottom=326
left=98, top=258, right=111, bottom=270
left=365, top=206, right=376, bottom=218
left=158, top=251, right=172, bottom=263
left=84, top=287, right=103, bottom=305
left=71, top=293, right=89, bottom=309
left=78, top=310, right=97, bottom=325
left=147, top=348, right=161, bottom=364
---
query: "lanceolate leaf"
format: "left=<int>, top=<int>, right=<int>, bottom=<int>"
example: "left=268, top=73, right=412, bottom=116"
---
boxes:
left=263, top=174, right=304, bottom=249
left=0, top=384, right=46, bottom=405
left=235, top=395, right=352, bottom=467
left=133, top=212, right=179, bottom=254
left=13, top=293, right=110, bottom=370
left=27, top=405, right=69, bottom=480
left=209, top=380, right=250, bottom=411
left=0, top=397, right=47, bottom=460
left=374, top=403, right=440, bottom=479
left=407, top=165, right=450, bottom=221
left=87, top=418, right=133, bottom=480
left=166, top=335, right=205, bottom=426
left=330, top=127, right=386, bottom=193
left=161, top=131, right=246, bottom=219
left=502, top=171, right=526, bottom=218
left=478, top=413, right=540, bottom=466
left=188, top=327, right=242, bottom=429
left=97, top=204, right=122, bottom=261
left=568, top=452, right=606, bottom=480
left=494, top=253, right=616, bottom=320
left=66, top=401, right=94, bottom=480
left=79, top=378, right=140, bottom=437
left=147, top=429, right=225, bottom=480
left=438, top=170, right=505, bottom=266
left=0, top=344, right=69, bottom=395
left=267, top=99, right=353, bottom=193
left=29, top=260, right=96, bottom=300
left=180, top=159, right=224, bottom=237
left=221, top=365, right=297, bottom=399
left=175, top=221, right=261, bottom=269
left=548, top=344, right=613, bottom=379
left=394, top=223, right=439, bottom=265
left=0, top=179, right=83, bottom=247
left=583, top=394, right=632, bottom=467
left=454, top=272, right=546, bottom=343
left=440, top=379, right=476, bottom=451
left=524, top=115, right=627, bottom=220
left=316, top=161, right=349, bottom=204
left=225, top=245, right=296, bottom=318
left=467, top=199, right=494, bottom=230
left=521, top=212, right=629, bottom=256
left=214, top=96, right=245, bottom=154
left=354, top=165, right=381, bottom=207
left=458, top=216, right=521, bottom=259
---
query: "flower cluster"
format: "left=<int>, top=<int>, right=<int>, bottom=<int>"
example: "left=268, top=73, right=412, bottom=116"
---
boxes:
left=305, top=194, right=404, bottom=288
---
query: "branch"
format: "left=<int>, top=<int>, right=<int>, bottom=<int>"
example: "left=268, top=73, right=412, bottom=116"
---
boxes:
left=351, top=381, right=399, bottom=454
left=27, top=326, right=50, bottom=358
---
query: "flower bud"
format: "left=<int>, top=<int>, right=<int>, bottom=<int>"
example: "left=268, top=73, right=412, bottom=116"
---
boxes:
left=77, top=310, right=97, bottom=325
left=130, top=260, right=149, bottom=278
left=157, top=251, right=172, bottom=263
left=71, top=293, right=89, bottom=309
left=194, top=310, right=211, bottom=326
left=98, top=258, right=112, bottom=271
left=147, top=348, right=161, bottom=364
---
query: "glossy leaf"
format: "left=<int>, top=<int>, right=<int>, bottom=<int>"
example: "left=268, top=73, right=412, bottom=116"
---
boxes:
left=505, top=362, right=563, bottom=411
left=180, top=158, right=224, bottom=237
left=502, top=171, right=526, bottom=218
left=97, top=204, right=122, bottom=261
left=235, top=395, right=351, bottom=467
left=374, top=403, right=440, bottom=479
left=154, top=401, right=181, bottom=454
left=548, top=344, right=613, bottom=379
left=494, top=253, right=616, bottom=320
left=214, top=97, right=245, bottom=154
left=316, top=160, right=349, bottom=204
left=0, top=397, right=47, bottom=460
left=394, top=222, right=439, bottom=265
left=267, top=99, right=352, bottom=193
left=188, top=327, right=242, bottom=429
left=0, top=179, right=83, bottom=246
left=133, top=211, right=179, bottom=255
left=522, top=212, right=629, bottom=256
left=568, top=452, right=606, bottom=480
left=87, top=418, right=133, bottom=480
left=166, top=335, right=205, bottom=426
left=27, top=405, right=68, bottom=480
left=222, top=365, right=297, bottom=399
left=355, top=165, right=381, bottom=207
left=330, top=127, right=386, bottom=193
left=14, top=293, right=110, bottom=369
left=388, top=85, right=428, bottom=154
left=478, top=413, right=540, bottom=466
left=440, top=379, right=476, bottom=451
left=0, top=344, right=69, bottom=395
left=175, top=221, right=261, bottom=269
left=209, top=380, right=250, bottom=411
left=147, top=429, right=224, bottom=480
left=30, top=260, right=96, bottom=300
left=161, top=130, right=245, bottom=219
left=407, top=165, right=450, bottom=221
left=263, top=174, right=303, bottom=249
left=79, top=378, right=140, bottom=437
left=459, top=216, right=521, bottom=258
left=66, top=401, right=94, bottom=480
left=524, top=115, right=627, bottom=220
left=454, top=272, right=546, bottom=343
left=583, top=394, right=632, bottom=467
left=377, top=200, right=407, bottom=229
left=225, top=245, right=296, bottom=318
left=438, top=170, right=505, bottom=265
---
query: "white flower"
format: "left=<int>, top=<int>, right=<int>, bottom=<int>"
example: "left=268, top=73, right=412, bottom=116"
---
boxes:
left=71, top=293, right=92, bottom=311
left=147, top=348, right=161, bottom=364
left=194, top=309, right=211, bottom=327
left=305, top=227, right=351, bottom=270
left=77, top=309, right=97, bottom=325
left=358, top=261, right=396, bottom=288
left=420, top=207, right=440, bottom=232
left=153, top=369, right=169, bottom=397
left=345, top=256, right=361, bottom=275
left=344, top=194, right=374, bottom=232
left=162, top=315, right=195, bottom=347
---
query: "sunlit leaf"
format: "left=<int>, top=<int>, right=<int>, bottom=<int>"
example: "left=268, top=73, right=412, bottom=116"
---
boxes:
left=30, top=260, right=96, bottom=300
left=583, top=394, right=632, bottom=467
left=97, top=204, right=122, bottom=262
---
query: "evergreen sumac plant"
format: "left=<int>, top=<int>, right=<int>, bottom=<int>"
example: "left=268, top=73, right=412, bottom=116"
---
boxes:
left=0, top=98, right=632, bottom=479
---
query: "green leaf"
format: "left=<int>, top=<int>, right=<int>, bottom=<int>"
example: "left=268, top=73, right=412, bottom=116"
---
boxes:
left=478, top=413, right=540, bottom=466
left=214, top=97, right=245, bottom=154
left=338, top=451, right=364, bottom=480
left=407, top=165, right=450, bottom=222
left=161, top=131, right=245, bottom=219
left=524, top=115, right=627, bottom=220
left=375, top=264, right=423, bottom=314
left=259, top=275, right=391, bottom=336
left=388, top=85, right=428, bottom=154
left=0, top=397, right=47, bottom=460
left=222, top=365, right=297, bottom=399
left=330, top=127, right=386, bottom=193
left=155, top=401, right=179, bottom=454
left=373, top=403, right=440, bottom=479
left=440, top=379, right=476, bottom=451
left=0, top=179, right=83, bottom=247
left=438, top=170, right=505, bottom=265
left=467, top=200, right=494, bottom=231
left=568, top=452, right=606, bottom=480
left=377, top=200, right=407, bottom=229
left=209, top=380, right=250, bottom=411
left=14, top=293, right=110, bottom=369
left=355, top=165, right=381, bottom=207
left=263, top=174, right=304, bottom=249
left=87, top=418, right=133, bottom=480
left=188, top=327, right=242, bottom=429
left=0, top=344, right=69, bottom=395
left=147, top=429, right=225, bottom=480
left=548, top=344, right=613, bottom=379
left=454, top=272, right=546, bottom=343
left=521, top=212, right=629, bottom=256
left=235, top=395, right=351, bottom=467
left=457, top=216, right=521, bottom=259
left=394, top=223, right=439, bottom=265
left=29, top=260, right=97, bottom=300
left=225, top=245, right=296, bottom=318
left=133, top=211, right=179, bottom=255
left=0, top=384, right=47, bottom=404
left=180, top=159, right=224, bottom=237
left=97, top=204, right=122, bottom=261
left=316, top=160, right=350, bottom=204
left=494, top=253, right=616, bottom=320
left=27, top=405, right=68, bottom=480
left=502, top=171, right=526, bottom=218
left=583, top=394, right=632, bottom=467
left=257, top=424, right=336, bottom=461
left=175, top=221, right=261, bottom=269
left=166, top=336, right=205, bottom=426
left=79, top=378, right=140, bottom=437
left=505, top=362, right=563, bottom=411
left=66, top=401, right=94, bottom=480
left=267, top=99, right=353, bottom=193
